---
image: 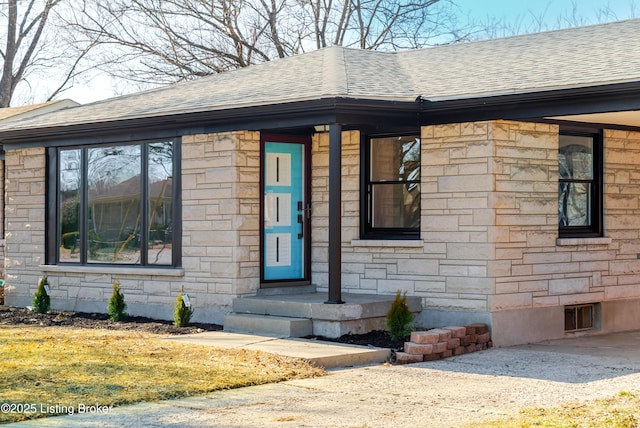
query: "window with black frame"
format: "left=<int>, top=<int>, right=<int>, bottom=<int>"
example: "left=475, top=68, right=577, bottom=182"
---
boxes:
left=363, top=135, right=420, bottom=239
left=53, top=139, right=179, bottom=266
left=558, top=131, right=602, bottom=237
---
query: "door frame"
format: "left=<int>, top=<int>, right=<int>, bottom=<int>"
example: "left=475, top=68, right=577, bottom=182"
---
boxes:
left=260, top=133, right=312, bottom=287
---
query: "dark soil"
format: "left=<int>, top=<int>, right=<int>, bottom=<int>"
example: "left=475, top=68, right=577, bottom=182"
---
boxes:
left=0, top=305, right=222, bottom=335
left=306, top=330, right=406, bottom=350
left=1, top=304, right=404, bottom=349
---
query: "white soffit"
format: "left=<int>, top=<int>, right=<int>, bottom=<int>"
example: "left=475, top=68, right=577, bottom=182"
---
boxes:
left=549, top=111, right=640, bottom=128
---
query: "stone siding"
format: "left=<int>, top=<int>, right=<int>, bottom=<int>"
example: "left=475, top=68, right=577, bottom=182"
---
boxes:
left=0, top=158, right=5, bottom=280
left=3, top=148, right=46, bottom=304
left=310, top=121, right=640, bottom=345
left=311, top=130, right=360, bottom=290
left=4, top=132, right=261, bottom=325
left=181, top=131, right=261, bottom=301
left=4, top=123, right=640, bottom=342
left=315, top=124, right=497, bottom=315
left=178, top=130, right=261, bottom=321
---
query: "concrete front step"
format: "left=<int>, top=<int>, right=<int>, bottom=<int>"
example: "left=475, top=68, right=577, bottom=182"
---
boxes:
left=227, top=292, right=423, bottom=338
left=223, top=313, right=313, bottom=337
left=232, top=292, right=422, bottom=321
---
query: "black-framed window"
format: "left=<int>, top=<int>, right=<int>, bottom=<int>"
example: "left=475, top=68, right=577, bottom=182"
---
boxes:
left=362, top=135, right=420, bottom=239
left=558, top=130, right=602, bottom=238
left=48, top=139, right=181, bottom=266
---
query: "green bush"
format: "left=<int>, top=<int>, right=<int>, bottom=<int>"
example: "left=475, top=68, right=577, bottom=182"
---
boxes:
left=88, top=230, right=101, bottom=258
left=61, top=232, right=79, bottom=249
left=386, top=290, right=413, bottom=341
left=174, top=286, right=194, bottom=327
left=32, top=276, right=51, bottom=314
left=107, top=280, right=127, bottom=321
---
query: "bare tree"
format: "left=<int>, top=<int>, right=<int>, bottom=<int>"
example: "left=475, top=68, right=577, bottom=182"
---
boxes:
left=0, top=0, right=98, bottom=107
left=1, top=0, right=57, bottom=107
left=66, top=0, right=468, bottom=86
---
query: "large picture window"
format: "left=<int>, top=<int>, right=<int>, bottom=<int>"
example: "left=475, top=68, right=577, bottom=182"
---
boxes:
left=52, top=139, right=180, bottom=266
left=362, top=135, right=420, bottom=239
left=558, top=131, right=602, bottom=237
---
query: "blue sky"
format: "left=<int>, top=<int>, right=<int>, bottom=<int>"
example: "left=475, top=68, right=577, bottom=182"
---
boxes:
left=455, top=0, right=638, bottom=28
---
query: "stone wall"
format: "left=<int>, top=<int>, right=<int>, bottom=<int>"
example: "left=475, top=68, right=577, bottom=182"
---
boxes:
left=179, top=130, right=261, bottom=321
left=4, top=123, right=640, bottom=342
left=312, top=124, right=497, bottom=328
left=4, top=131, right=261, bottom=325
left=421, top=122, right=640, bottom=345
left=0, top=158, right=5, bottom=280
left=491, top=122, right=561, bottom=309
left=317, top=121, right=640, bottom=345
left=489, top=125, right=640, bottom=344
left=3, top=148, right=46, bottom=305
left=602, top=130, right=640, bottom=299
left=311, top=130, right=361, bottom=291
left=419, top=122, right=496, bottom=318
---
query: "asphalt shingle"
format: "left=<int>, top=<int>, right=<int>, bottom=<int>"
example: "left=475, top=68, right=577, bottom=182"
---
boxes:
left=2, top=18, right=639, bottom=133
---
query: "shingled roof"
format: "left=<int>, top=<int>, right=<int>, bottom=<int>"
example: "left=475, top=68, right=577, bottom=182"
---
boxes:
left=0, top=99, right=78, bottom=122
left=2, top=18, right=640, bottom=134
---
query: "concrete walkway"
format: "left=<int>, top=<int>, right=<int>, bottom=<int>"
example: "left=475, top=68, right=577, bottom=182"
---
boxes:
left=163, top=331, right=391, bottom=368
left=6, top=330, right=640, bottom=427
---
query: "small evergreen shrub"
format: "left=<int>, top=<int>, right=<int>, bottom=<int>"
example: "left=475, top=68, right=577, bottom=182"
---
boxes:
left=61, top=231, right=79, bottom=250
left=174, top=286, right=194, bottom=327
left=386, top=290, right=413, bottom=341
left=107, top=279, right=127, bottom=321
left=32, top=276, right=51, bottom=313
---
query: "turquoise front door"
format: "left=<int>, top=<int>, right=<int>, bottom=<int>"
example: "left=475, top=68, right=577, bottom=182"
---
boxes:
left=263, top=139, right=308, bottom=282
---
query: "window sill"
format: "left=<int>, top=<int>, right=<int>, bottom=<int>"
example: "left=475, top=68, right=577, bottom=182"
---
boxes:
left=556, top=237, right=612, bottom=246
left=351, top=239, right=424, bottom=248
left=39, top=265, right=185, bottom=277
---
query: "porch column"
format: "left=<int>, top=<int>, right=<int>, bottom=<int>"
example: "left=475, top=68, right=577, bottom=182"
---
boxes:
left=326, top=123, right=344, bottom=304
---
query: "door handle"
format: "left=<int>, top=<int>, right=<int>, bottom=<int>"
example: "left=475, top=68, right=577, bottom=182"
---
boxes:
left=298, top=214, right=303, bottom=239
left=297, top=201, right=309, bottom=238
left=297, top=201, right=311, bottom=217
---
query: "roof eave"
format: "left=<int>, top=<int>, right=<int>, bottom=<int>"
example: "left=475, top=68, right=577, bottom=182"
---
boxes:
left=419, top=81, right=640, bottom=124
left=0, top=97, right=420, bottom=147
left=4, top=80, right=640, bottom=147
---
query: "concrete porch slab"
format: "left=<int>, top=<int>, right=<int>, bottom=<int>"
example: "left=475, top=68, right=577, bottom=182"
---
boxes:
left=229, top=292, right=422, bottom=338
left=232, top=292, right=422, bottom=320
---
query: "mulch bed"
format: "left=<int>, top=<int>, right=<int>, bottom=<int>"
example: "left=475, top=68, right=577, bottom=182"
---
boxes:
left=0, top=305, right=221, bottom=335
left=1, top=305, right=403, bottom=348
left=306, top=330, right=406, bottom=350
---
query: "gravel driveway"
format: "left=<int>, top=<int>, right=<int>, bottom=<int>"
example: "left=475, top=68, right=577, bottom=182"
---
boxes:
left=7, top=331, right=640, bottom=427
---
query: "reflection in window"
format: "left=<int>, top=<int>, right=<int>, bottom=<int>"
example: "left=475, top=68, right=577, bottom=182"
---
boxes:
left=559, top=135, right=593, bottom=227
left=148, top=142, right=173, bottom=265
left=56, top=140, right=177, bottom=266
left=364, top=136, right=420, bottom=237
left=88, top=146, right=142, bottom=264
left=558, top=132, right=601, bottom=237
left=59, top=150, right=81, bottom=262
